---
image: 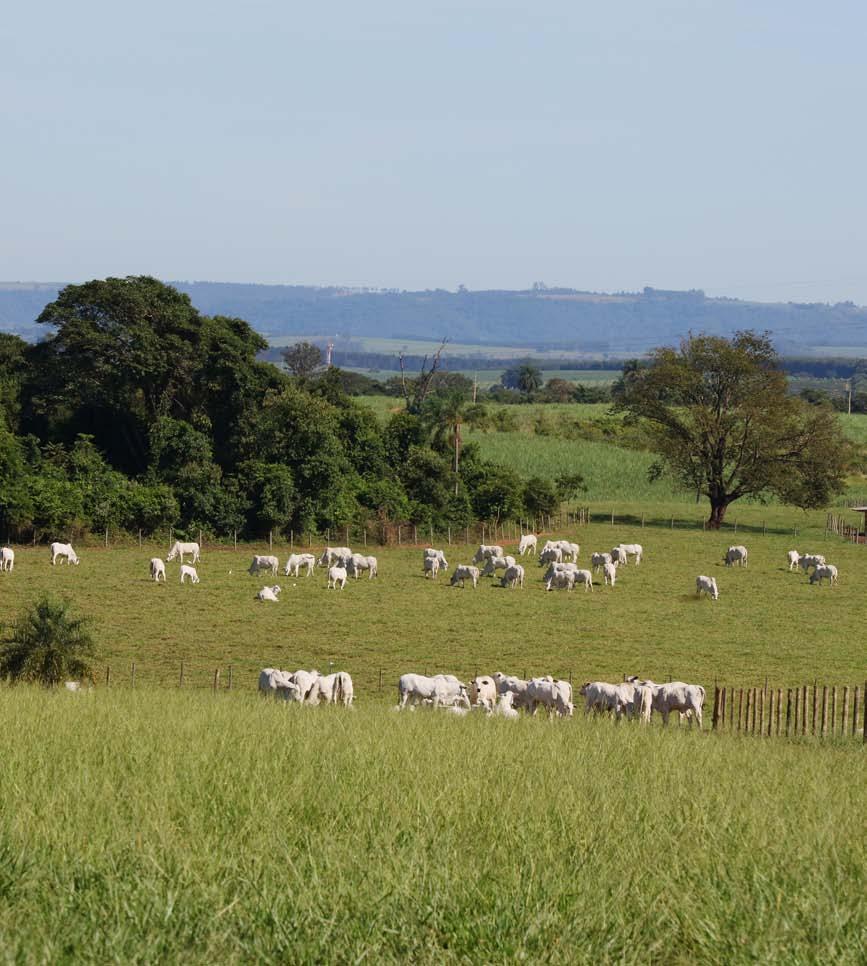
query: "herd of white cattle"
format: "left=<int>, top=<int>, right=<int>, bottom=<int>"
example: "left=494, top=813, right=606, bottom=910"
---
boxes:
left=0, top=535, right=840, bottom=604
left=257, top=666, right=706, bottom=727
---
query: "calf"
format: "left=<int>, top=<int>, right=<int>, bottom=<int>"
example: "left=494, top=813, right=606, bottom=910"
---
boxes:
left=256, top=584, right=282, bottom=601
left=724, top=545, right=748, bottom=567
left=695, top=575, right=719, bottom=600
left=500, top=564, right=525, bottom=588
left=809, top=564, right=838, bottom=585
left=450, top=565, right=480, bottom=588
left=327, top=565, right=347, bottom=589
left=0, top=547, right=13, bottom=572
left=284, top=553, right=316, bottom=577
left=180, top=565, right=199, bottom=584
left=149, top=557, right=166, bottom=582
left=517, top=534, right=537, bottom=556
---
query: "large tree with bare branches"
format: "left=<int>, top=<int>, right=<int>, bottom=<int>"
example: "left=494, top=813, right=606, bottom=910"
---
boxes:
left=613, top=331, right=849, bottom=528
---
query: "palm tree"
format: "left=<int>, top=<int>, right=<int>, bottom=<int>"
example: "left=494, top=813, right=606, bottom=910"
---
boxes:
left=424, top=391, right=468, bottom=494
left=517, top=364, right=542, bottom=396
left=0, top=595, right=96, bottom=686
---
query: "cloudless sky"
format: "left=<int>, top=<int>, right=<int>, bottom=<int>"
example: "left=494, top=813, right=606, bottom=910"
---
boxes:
left=3, top=1, right=867, bottom=304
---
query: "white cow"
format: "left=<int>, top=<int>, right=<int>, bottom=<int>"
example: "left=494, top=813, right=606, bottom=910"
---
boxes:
left=539, top=546, right=563, bottom=566
left=492, top=672, right=532, bottom=711
left=423, top=548, right=449, bottom=572
left=603, top=562, right=617, bottom=586
left=799, top=553, right=826, bottom=573
left=579, top=681, right=620, bottom=715
left=256, top=584, right=282, bottom=601
left=491, top=691, right=520, bottom=718
left=290, top=669, right=322, bottom=703
left=319, top=546, right=353, bottom=567
left=472, top=544, right=504, bottom=564
left=1, top=546, right=14, bottom=571
left=641, top=680, right=706, bottom=728
left=180, top=565, right=199, bottom=584
left=545, top=569, right=575, bottom=591
left=167, top=540, right=200, bottom=563
left=327, top=565, right=347, bottom=589
left=248, top=554, right=279, bottom=576
left=526, top=677, right=574, bottom=716
left=613, top=543, right=643, bottom=565
left=591, top=551, right=613, bottom=572
left=423, top=556, right=441, bottom=579
left=284, top=553, right=316, bottom=577
left=558, top=541, right=580, bottom=562
left=50, top=542, right=80, bottom=566
left=347, top=553, right=378, bottom=579
left=397, top=673, right=467, bottom=710
left=573, top=569, right=593, bottom=592
left=724, top=545, right=748, bottom=567
left=481, top=554, right=516, bottom=577
left=470, top=675, right=497, bottom=708
left=258, top=668, right=302, bottom=700
left=787, top=550, right=801, bottom=571
left=310, top=671, right=354, bottom=705
left=450, top=565, right=480, bottom=588
left=696, top=575, right=719, bottom=600
left=809, top=564, right=838, bottom=585
left=501, top=564, right=525, bottom=588
left=517, top=534, right=537, bottom=556
left=149, top=557, right=166, bottom=582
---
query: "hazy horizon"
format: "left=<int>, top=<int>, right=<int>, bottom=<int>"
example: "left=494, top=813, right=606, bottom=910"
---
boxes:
left=4, top=1, right=867, bottom=305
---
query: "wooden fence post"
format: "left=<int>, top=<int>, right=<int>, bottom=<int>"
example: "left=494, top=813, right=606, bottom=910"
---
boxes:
left=842, top=686, right=850, bottom=736
left=786, top=689, right=793, bottom=736
left=378, top=668, right=383, bottom=691
left=138, top=529, right=142, bottom=547
left=179, top=661, right=185, bottom=688
left=737, top=688, right=744, bottom=732
left=728, top=686, right=734, bottom=730
left=719, top=687, right=726, bottom=731
left=821, top=686, right=829, bottom=737
left=745, top=689, right=753, bottom=733
left=854, top=686, right=861, bottom=737
left=269, top=530, right=273, bottom=550
left=776, top=688, right=783, bottom=735
left=105, top=665, right=111, bottom=688
left=213, top=668, right=220, bottom=692
left=228, top=666, right=233, bottom=690
left=863, top=681, right=867, bottom=743
left=398, top=526, right=401, bottom=545
left=758, top=688, right=765, bottom=736
left=831, top=686, right=837, bottom=736
left=811, top=684, right=819, bottom=735
left=801, top=685, right=808, bottom=735
left=131, top=662, right=136, bottom=688
left=766, top=689, right=774, bottom=737
left=712, top=687, right=721, bottom=731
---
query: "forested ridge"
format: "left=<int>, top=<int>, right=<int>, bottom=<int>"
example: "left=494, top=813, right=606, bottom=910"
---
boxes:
left=0, top=278, right=574, bottom=541
left=2, top=281, right=866, bottom=353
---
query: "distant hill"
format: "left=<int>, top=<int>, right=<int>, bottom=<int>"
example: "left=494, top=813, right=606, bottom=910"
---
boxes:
left=1, top=280, right=866, bottom=355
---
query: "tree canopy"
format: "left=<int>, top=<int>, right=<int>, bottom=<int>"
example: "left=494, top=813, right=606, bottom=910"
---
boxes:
left=613, top=332, right=850, bottom=527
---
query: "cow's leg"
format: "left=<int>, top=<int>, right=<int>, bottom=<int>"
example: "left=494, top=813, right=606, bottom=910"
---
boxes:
left=661, top=709, right=670, bottom=727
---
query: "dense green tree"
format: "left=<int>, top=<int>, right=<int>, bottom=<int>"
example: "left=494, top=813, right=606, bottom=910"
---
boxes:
left=282, top=341, right=323, bottom=378
left=614, top=332, right=849, bottom=528
left=0, top=596, right=96, bottom=686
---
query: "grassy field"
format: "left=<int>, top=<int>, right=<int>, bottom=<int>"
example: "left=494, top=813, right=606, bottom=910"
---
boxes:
left=1, top=515, right=864, bottom=693
left=0, top=689, right=863, bottom=962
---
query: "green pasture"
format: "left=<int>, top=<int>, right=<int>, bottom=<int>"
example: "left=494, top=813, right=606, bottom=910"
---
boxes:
left=0, top=514, right=864, bottom=693
left=0, top=689, right=863, bottom=962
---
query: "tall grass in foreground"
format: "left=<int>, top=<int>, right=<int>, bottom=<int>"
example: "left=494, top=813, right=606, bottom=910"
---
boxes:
left=0, top=688, right=863, bottom=963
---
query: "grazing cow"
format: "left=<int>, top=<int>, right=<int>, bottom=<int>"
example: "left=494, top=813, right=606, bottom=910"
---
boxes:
left=284, top=553, right=316, bottom=577
left=0, top=547, right=13, bottom=572
left=613, top=543, right=643, bottom=565
left=787, top=550, right=801, bottom=571
left=149, top=557, right=166, bottom=582
left=579, top=681, right=620, bottom=715
left=545, top=569, right=575, bottom=591
left=481, top=554, right=515, bottom=577
left=603, top=562, right=617, bottom=586
left=319, top=546, right=353, bottom=567
left=492, top=672, right=532, bottom=711
left=258, top=668, right=302, bottom=700
left=696, top=575, right=719, bottom=600
left=591, top=551, right=613, bottom=572
left=423, top=548, right=449, bottom=572
left=573, top=569, right=593, bottom=592
left=501, top=564, right=525, bottom=588
left=248, top=554, right=279, bottom=576
left=289, top=669, right=322, bottom=703
left=310, top=671, right=355, bottom=705
left=724, top=545, right=748, bottom=567
left=526, top=677, right=574, bottom=717
left=397, top=673, right=467, bottom=710
left=327, top=565, right=347, bottom=589
left=539, top=547, right=563, bottom=566
left=180, top=565, right=199, bottom=584
left=347, top=553, right=378, bottom=579
left=470, top=675, right=497, bottom=708
left=648, top=681, right=706, bottom=728
left=558, top=541, right=580, bottom=562
left=799, top=553, right=826, bottom=573
left=518, top=534, right=538, bottom=556
left=450, top=565, right=480, bottom=589
left=167, top=541, right=200, bottom=563
left=423, top=556, right=441, bottom=579
left=809, top=564, right=838, bottom=585
left=491, top=691, right=520, bottom=718
left=50, top=542, right=80, bottom=566
left=256, top=584, right=282, bottom=602
left=472, top=544, right=504, bottom=564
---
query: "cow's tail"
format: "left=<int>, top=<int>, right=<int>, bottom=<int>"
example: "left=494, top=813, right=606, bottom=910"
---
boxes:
left=334, top=673, right=345, bottom=705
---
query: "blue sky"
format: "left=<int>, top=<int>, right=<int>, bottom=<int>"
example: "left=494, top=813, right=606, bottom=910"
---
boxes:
left=3, top=1, right=867, bottom=303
